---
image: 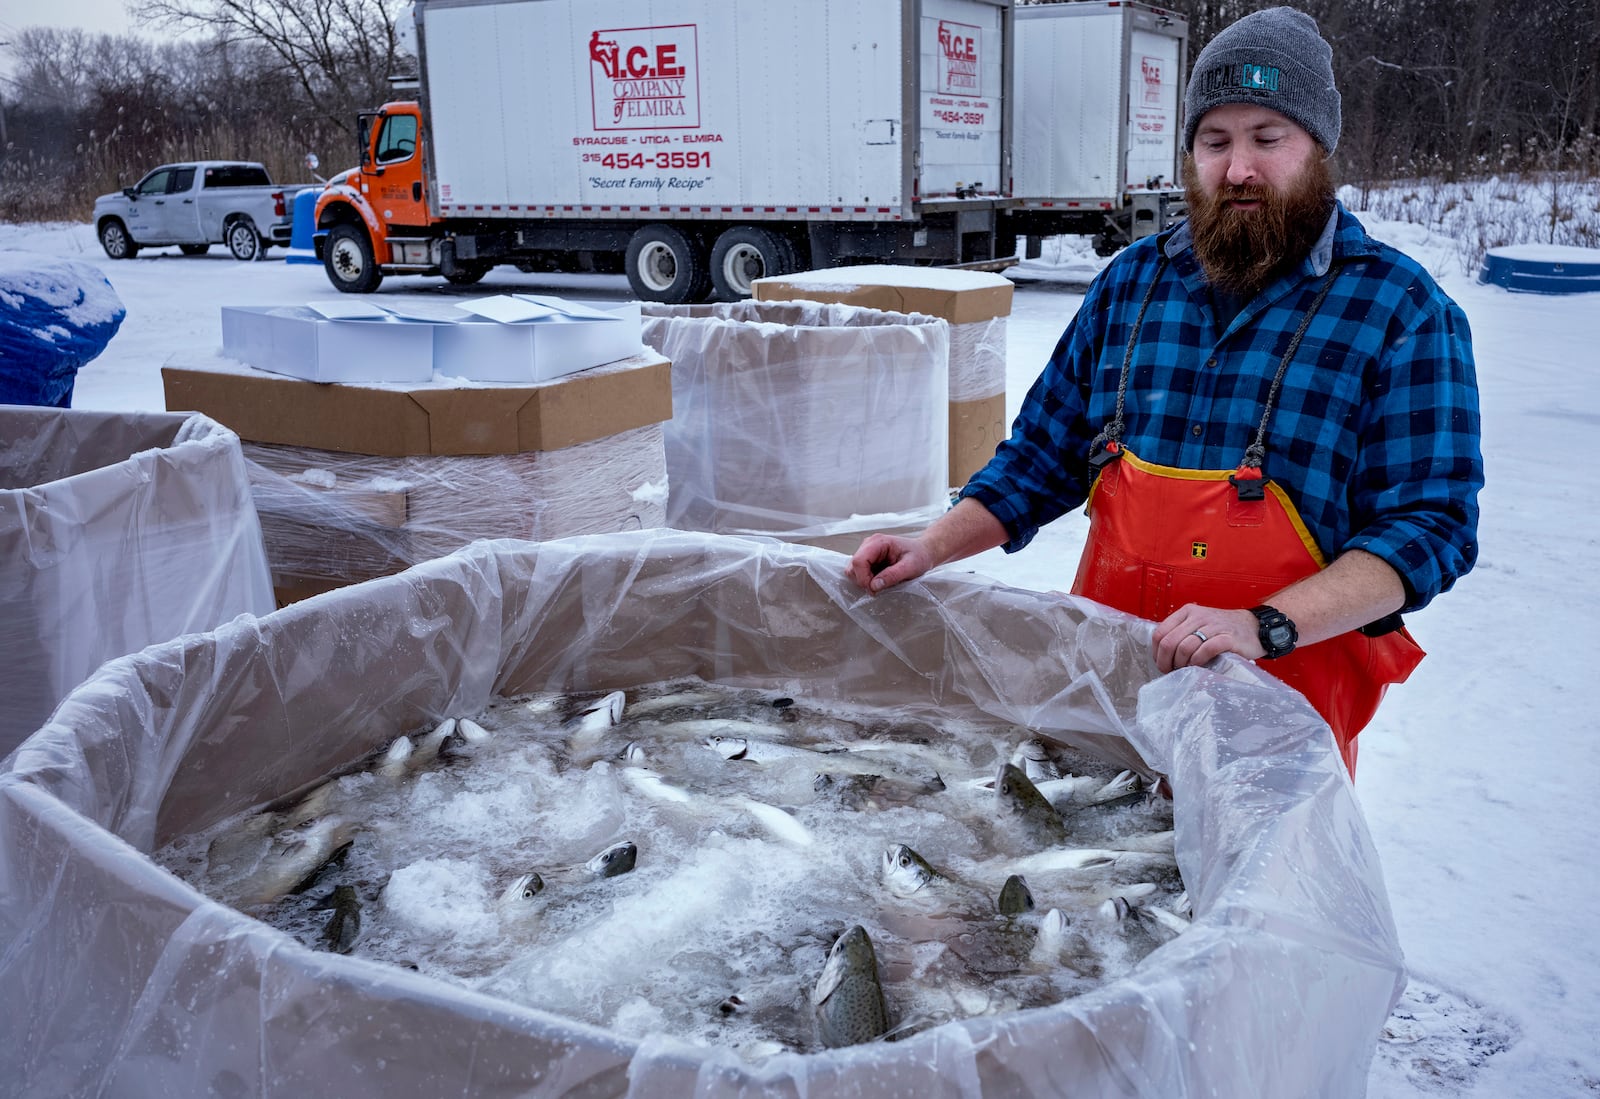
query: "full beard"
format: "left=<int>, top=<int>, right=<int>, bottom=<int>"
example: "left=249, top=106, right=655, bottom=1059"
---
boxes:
left=1183, top=154, right=1336, bottom=296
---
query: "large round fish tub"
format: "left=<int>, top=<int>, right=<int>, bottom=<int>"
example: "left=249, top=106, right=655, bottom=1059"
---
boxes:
left=0, top=531, right=1404, bottom=1097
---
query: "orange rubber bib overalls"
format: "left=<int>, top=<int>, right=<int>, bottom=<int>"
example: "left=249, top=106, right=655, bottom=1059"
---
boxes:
left=1068, top=261, right=1424, bottom=777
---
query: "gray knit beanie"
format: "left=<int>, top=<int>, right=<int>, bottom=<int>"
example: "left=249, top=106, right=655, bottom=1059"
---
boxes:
left=1183, top=7, right=1341, bottom=154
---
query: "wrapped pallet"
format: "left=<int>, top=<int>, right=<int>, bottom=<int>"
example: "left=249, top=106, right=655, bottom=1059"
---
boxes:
left=753, top=266, right=1012, bottom=488
left=0, top=531, right=1405, bottom=1097
left=642, top=301, right=949, bottom=552
left=163, top=351, right=672, bottom=603
left=0, top=406, right=273, bottom=756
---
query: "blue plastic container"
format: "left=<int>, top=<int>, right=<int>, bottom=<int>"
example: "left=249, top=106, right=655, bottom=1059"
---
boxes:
left=1477, top=244, right=1600, bottom=294
left=284, top=187, right=322, bottom=266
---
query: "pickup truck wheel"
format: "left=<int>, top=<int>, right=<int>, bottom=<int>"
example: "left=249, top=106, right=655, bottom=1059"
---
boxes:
left=178, top=243, right=211, bottom=256
left=98, top=219, right=138, bottom=260
left=710, top=227, right=792, bottom=300
left=226, top=218, right=264, bottom=262
left=324, top=223, right=383, bottom=293
left=625, top=224, right=710, bottom=304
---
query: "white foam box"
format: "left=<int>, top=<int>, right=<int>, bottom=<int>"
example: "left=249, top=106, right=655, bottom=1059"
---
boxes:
left=434, top=296, right=645, bottom=383
left=219, top=301, right=439, bottom=383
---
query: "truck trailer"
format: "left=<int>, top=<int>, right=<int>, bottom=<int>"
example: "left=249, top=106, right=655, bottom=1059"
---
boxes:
left=315, top=0, right=1015, bottom=301
left=1010, top=0, right=1188, bottom=256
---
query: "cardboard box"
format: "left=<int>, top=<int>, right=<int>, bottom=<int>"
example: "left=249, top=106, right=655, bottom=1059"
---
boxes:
left=437, top=296, right=645, bottom=383
left=950, top=392, right=1010, bottom=487
left=753, top=265, right=1013, bottom=324
left=162, top=350, right=673, bottom=457
left=220, top=302, right=439, bottom=383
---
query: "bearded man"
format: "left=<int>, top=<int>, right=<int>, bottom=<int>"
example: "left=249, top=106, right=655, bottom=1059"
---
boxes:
left=847, top=7, right=1484, bottom=777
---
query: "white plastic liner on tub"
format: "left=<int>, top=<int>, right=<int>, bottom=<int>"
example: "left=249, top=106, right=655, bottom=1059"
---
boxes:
left=0, top=531, right=1404, bottom=1097
left=642, top=301, right=951, bottom=550
left=0, top=405, right=275, bottom=757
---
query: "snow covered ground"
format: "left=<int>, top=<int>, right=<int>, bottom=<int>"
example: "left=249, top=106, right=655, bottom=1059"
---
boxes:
left=3, top=208, right=1598, bottom=1097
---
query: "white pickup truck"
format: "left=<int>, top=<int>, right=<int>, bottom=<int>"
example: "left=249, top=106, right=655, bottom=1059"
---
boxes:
left=93, top=161, right=309, bottom=262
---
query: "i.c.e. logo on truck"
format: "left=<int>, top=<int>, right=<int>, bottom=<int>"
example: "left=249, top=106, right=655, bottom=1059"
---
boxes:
left=589, top=25, right=701, bottom=129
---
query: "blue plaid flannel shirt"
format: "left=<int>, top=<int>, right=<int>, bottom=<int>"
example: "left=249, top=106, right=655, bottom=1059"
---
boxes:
left=961, top=203, right=1483, bottom=612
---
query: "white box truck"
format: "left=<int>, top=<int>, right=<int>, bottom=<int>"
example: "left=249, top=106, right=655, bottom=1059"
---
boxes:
left=314, top=0, right=1015, bottom=301
left=1008, top=0, right=1187, bottom=256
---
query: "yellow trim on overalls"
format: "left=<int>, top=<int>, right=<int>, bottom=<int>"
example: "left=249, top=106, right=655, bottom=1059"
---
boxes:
left=1083, top=447, right=1329, bottom=568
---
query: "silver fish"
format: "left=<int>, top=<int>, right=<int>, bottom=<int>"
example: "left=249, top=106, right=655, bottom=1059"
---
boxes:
left=1010, top=739, right=1062, bottom=783
left=585, top=840, right=637, bottom=878
left=319, top=884, right=361, bottom=953
left=997, top=873, right=1035, bottom=916
left=882, top=843, right=947, bottom=899
left=231, top=817, right=357, bottom=907
left=812, top=925, right=889, bottom=1048
left=995, top=762, right=1069, bottom=845
left=497, top=872, right=546, bottom=915
left=812, top=770, right=945, bottom=810
left=375, top=735, right=414, bottom=779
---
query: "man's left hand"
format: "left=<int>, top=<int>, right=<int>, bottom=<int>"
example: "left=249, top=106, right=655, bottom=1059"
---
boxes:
left=1152, top=605, right=1264, bottom=672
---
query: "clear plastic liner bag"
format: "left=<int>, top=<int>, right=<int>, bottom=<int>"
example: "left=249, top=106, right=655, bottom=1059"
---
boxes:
left=0, top=406, right=274, bottom=756
left=642, top=302, right=950, bottom=543
left=0, top=531, right=1403, bottom=1097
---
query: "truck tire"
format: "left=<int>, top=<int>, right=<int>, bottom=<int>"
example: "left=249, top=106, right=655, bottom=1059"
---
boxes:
left=178, top=243, right=211, bottom=256
left=323, top=223, right=384, bottom=293
left=710, top=226, right=791, bottom=300
left=226, top=218, right=265, bottom=262
left=625, top=224, right=710, bottom=304
left=98, top=219, right=138, bottom=260
left=443, top=261, right=490, bottom=286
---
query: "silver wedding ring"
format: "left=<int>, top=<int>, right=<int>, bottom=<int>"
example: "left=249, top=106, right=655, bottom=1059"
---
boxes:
left=1192, top=629, right=1208, bottom=643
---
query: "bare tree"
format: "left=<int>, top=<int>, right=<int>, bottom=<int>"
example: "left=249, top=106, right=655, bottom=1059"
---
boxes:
left=128, top=0, right=413, bottom=135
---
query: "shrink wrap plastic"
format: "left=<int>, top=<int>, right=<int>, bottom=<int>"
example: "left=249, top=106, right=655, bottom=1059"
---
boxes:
left=0, top=406, right=274, bottom=756
left=240, top=426, right=668, bottom=594
left=948, top=318, right=1008, bottom=402
left=642, top=302, right=950, bottom=547
left=0, top=531, right=1404, bottom=1097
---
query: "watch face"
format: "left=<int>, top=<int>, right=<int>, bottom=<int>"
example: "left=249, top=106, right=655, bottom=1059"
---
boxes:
left=1267, top=625, right=1294, bottom=649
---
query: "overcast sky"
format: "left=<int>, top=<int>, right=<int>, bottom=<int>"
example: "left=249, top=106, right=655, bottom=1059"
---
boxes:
left=0, top=0, right=136, bottom=42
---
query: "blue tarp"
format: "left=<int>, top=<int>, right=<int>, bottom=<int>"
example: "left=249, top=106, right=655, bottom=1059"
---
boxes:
left=0, top=252, right=126, bottom=406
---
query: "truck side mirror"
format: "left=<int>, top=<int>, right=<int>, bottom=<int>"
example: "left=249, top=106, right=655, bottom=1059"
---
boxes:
left=123, top=188, right=138, bottom=200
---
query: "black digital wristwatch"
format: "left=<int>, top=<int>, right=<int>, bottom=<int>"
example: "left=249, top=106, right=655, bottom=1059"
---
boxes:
left=1249, top=605, right=1298, bottom=659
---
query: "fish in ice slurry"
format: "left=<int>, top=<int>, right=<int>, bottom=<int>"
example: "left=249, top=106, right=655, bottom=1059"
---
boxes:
left=585, top=840, right=637, bottom=878
left=881, top=843, right=949, bottom=899
left=994, top=762, right=1069, bottom=846
left=319, top=884, right=362, bottom=953
left=812, top=925, right=890, bottom=1048
left=997, top=873, right=1035, bottom=916
left=229, top=816, right=358, bottom=908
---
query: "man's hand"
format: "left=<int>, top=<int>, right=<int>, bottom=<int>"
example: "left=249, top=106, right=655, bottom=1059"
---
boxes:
left=1152, top=606, right=1264, bottom=671
left=847, top=534, right=935, bottom=593
left=845, top=499, right=1011, bottom=595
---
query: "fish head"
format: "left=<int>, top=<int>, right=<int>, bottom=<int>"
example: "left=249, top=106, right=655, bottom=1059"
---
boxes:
left=498, top=872, right=545, bottom=909
left=881, top=843, right=937, bottom=897
left=814, top=924, right=878, bottom=1004
left=706, top=735, right=749, bottom=760
left=587, top=840, right=638, bottom=878
left=996, top=762, right=1054, bottom=816
left=997, top=873, right=1035, bottom=916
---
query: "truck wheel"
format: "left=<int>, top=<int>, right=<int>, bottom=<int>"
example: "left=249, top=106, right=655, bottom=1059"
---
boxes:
left=443, top=262, right=490, bottom=286
left=226, top=218, right=264, bottom=262
left=324, top=223, right=383, bottom=293
left=625, top=224, right=710, bottom=304
left=178, top=243, right=210, bottom=256
left=98, top=219, right=138, bottom=260
left=710, top=226, right=791, bottom=300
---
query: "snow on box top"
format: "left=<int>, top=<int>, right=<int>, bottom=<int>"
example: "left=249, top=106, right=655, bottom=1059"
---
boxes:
left=753, top=264, right=1013, bottom=325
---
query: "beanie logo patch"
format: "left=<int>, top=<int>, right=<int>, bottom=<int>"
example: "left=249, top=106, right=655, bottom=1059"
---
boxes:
left=1199, top=62, right=1282, bottom=98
